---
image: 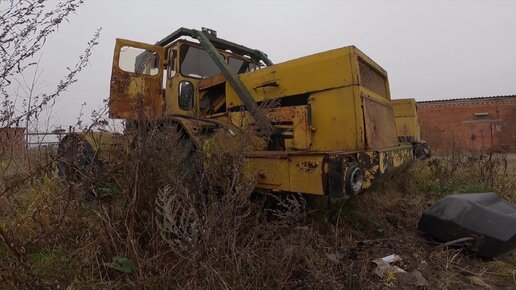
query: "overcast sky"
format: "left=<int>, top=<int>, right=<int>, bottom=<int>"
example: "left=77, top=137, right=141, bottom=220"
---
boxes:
left=7, top=0, right=516, bottom=129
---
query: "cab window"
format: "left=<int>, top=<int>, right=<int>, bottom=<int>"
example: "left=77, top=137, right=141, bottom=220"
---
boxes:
left=179, top=45, right=221, bottom=79
left=178, top=81, right=194, bottom=110
left=119, top=46, right=159, bottom=76
left=228, top=57, right=257, bottom=74
left=167, top=48, right=177, bottom=78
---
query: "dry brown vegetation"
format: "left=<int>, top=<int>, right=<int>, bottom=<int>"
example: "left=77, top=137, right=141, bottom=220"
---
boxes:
left=0, top=123, right=515, bottom=289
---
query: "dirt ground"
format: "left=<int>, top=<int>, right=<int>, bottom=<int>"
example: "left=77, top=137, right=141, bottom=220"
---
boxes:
left=335, top=191, right=516, bottom=289
left=347, top=153, right=516, bottom=289
left=506, top=153, right=516, bottom=165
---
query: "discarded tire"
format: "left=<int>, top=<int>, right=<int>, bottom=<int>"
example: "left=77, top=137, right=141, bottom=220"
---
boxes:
left=417, top=192, right=516, bottom=258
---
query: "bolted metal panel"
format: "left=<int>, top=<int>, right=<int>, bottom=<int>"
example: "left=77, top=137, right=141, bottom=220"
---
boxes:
left=362, top=95, right=399, bottom=149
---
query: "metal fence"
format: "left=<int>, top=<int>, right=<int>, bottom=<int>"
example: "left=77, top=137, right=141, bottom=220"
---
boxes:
left=26, top=131, right=68, bottom=149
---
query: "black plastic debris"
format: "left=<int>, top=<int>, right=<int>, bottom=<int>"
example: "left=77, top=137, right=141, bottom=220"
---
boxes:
left=418, top=192, right=516, bottom=258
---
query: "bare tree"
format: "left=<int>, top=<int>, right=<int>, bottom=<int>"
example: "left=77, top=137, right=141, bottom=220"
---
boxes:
left=0, top=0, right=100, bottom=269
left=0, top=0, right=100, bottom=128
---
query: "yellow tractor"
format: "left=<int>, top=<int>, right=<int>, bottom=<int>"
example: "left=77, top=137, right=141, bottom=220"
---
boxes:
left=392, top=98, right=431, bottom=159
left=59, top=27, right=414, bottom=199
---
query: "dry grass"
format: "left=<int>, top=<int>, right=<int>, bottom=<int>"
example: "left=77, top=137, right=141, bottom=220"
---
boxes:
left=0, top=132, right=515, bottom=289
left=411, top=151, right=516, bottom=202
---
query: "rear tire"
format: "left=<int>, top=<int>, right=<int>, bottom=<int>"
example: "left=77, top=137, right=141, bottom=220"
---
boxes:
left=345, top=163, right=364, bottom=195
left=57, top=133, right=96, bottom=200
left=413, top=141, right=431, bottom=159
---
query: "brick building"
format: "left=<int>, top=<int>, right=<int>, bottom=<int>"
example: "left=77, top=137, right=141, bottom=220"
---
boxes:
left=417, top=95, right=516, bottom=151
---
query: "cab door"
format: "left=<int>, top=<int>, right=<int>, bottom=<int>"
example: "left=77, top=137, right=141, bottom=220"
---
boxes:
left=109, top=39, right=165, bottom=120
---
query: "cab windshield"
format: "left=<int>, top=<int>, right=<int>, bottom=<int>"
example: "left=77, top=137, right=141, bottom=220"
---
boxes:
left=179, top=45, right=258, bottom=79
left=180, top=45, right=219, bottom=78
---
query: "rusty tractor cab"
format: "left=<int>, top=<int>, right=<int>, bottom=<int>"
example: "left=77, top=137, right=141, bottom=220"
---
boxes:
left=62, top=27, right=414, bottom=199
left=110, top=28, right=271, bottom=124
left=392, top=99, right=430, bottom=159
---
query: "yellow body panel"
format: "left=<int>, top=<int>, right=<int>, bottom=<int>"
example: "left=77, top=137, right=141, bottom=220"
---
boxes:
left=309, top=87, right=363, bottom=151
left=392, top=98, right=421, bottom=140
left=360, top=146, right=413, bottom=189
left=247, top=153, right=326, bottom=195
left=247, top=145, right=412, bottom=196
left=288, top=155, right=325, bottom=195
left=226, top=47, right=356, bottom=107
left=250, top=157, right=290, bottom=189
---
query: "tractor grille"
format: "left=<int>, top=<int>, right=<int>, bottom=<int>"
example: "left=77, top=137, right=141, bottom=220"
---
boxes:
left=359, top=59, right=387, bottom=98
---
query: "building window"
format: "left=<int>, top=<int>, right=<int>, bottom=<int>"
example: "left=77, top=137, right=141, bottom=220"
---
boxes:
left=474, top=112, right=489, bottom=120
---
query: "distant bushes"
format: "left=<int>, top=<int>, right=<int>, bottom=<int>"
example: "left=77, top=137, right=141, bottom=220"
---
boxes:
left=412, top=151, right=514, bottom=201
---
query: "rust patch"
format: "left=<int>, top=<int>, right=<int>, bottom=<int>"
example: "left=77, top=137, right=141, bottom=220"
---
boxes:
left=362, top=94, right=399, bottom=149
left=265, top=105, right=311, bottom=150
left=296, top=161, right=318, bottom=174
